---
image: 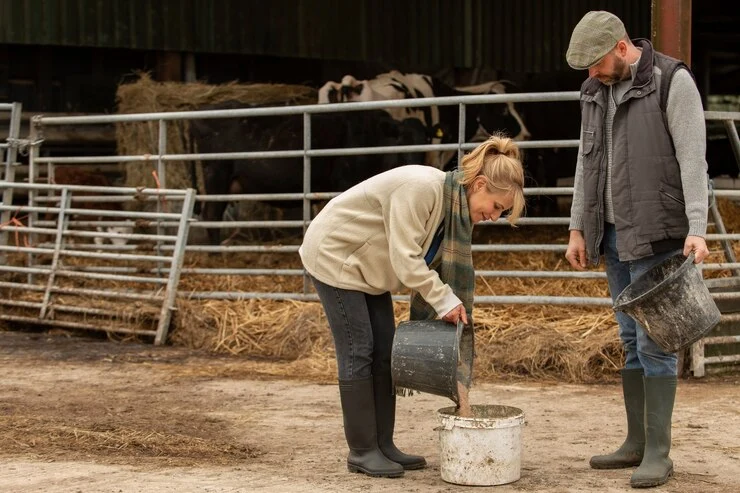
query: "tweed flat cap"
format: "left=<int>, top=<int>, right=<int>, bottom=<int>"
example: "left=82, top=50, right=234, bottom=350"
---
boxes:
left=566, top=11, right=626, bottom=69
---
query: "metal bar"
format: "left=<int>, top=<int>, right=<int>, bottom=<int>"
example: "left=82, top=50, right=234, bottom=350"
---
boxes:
left=705, top=278, right=740, bottom=288
left=154, top=188, right=196, bottom=345
left=33, top=91, right=583, bottom=125
left=0, top=102, right=22, bottom=262
left=178, top=291, right=319, bottom=301
left=39, top=190, right=70, bottom=319
left=0, top=281, right=164, bottom=302
left=474, top=295, right=613, bottom=305
left=0, top=181, right=187, bottom=194
left=473, top=244, right=566, bottom=252
left=51, top=269, right=168, bottom=284
left=703, top=262, right=740, bottom=271
left=709, top=197, right=740, bottom=276
left=0, top=204, right=182, bottom=220
left=476, top=270, right=607, bottom=278
left=155, top=119, right=168, bottom=274
left=157, top=119, right=167, bottom=188
left=723, top=119, right=740, bottom=174
left=0, top=245, right=172, bottom=262
left=26, top=137, right=40, bottom=285
left=704, top=111, right=740, bottom=121
left=302, top=112, right=312, bottom=297
left=0, top=299, right=159, bottom=319
left=192, top=187, right=575, bottom=202
left=691, top=340, right=706, bottom=377
left=31, top=139, right=581, bottom=165
left=703, top=335, right=740, bottom=345
left=1, top=225, right=175, bottom=242
left=34, top=195, right=184, bottom=203
left=36, top=220, right=140, bottom=228
left=0, top=265, right=166, bottom=284
left=0, top=314, right=158, bottom=336
left=702, top=354, right=740, bottom=365
left=711, top=291, right=740, bottom=301
left=457, top=103, right=466, bottom=168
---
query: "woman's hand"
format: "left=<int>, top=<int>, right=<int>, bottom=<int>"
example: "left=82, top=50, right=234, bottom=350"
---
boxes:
left=442, top=304, right=468, bottom=325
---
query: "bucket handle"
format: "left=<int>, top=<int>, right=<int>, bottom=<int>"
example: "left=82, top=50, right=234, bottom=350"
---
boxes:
left=457, top=319, right=476, bottom=359
left=613, top=252, right=695, bottom=313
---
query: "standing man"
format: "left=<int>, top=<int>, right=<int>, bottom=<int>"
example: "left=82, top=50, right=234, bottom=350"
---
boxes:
left=564, top=10, right=709, bottom=489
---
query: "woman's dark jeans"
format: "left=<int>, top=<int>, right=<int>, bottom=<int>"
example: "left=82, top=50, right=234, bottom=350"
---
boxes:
left=309, top=275, right=395, bottom=380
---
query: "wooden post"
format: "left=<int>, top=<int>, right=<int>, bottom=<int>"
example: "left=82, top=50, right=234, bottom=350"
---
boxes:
left=651, top=0, right=693, bottom=65
left=156, top=52, right=183, bottom=82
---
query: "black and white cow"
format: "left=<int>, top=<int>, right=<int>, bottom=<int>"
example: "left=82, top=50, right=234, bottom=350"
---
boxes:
left=190, top=102, right=430, bottom=244
left=318, top=71, right=530, bottom=169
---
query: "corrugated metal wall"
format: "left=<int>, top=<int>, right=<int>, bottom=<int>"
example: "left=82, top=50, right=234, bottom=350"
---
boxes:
left=0, top=0, right=651, bottom=72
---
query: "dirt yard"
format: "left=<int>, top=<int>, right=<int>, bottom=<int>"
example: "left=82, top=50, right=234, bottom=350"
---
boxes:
left=1, top=330, right=738, bottom=493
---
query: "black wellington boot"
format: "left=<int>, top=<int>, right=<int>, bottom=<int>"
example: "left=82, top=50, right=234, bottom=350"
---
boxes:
left=338, top=378, right=404, bottom=478
left=630, top=376, right=676, bottom=488
left=373, top=372, right=427, bottom=470
left=590, top=368, right=646, bottom=469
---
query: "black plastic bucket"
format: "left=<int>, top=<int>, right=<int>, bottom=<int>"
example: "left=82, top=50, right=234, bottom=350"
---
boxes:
left=613, top=252, right=721, bottom=353
left=391, top=320, right=474, bottom=404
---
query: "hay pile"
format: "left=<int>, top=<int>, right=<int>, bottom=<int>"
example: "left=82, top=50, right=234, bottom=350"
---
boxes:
left=115, top=72, right=317, bottom=192
left=167, top=211, right=740, bottom=384
left=717, top=197, right=740, bottom=233
left=172, top=298, right=618, bottom=384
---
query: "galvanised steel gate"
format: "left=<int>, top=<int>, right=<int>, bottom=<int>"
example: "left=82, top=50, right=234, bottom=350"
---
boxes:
left=2, top=95, right=739, bottom=372
left=0, top=181, right=195, bottom=344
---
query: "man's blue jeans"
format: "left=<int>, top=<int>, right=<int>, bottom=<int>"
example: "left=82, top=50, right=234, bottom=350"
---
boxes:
left=309, top=275, right=395, bottom=381
left=603, top=223, right=680, bottom=377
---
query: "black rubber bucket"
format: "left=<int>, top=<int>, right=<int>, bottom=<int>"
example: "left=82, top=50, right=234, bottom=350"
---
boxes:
left=391, top=320, right=474, bottom=404
left=613, top=252, right=721, bottom=353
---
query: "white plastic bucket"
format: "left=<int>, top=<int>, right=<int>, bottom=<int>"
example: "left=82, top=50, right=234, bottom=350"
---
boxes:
left=437, top=404, right=525, bottom=486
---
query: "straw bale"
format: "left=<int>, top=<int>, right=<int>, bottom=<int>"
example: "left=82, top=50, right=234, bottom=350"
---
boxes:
left=115, top=72, right=317, bottom=196
left=169, top=298, right=619, bottom=384
left=717, top=197, right=740, bottom=233
left=6, top=216, right=739, bottom=383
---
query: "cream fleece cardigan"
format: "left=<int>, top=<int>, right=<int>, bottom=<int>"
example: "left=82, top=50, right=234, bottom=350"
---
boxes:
left=299, top=165, right=463, bottom=317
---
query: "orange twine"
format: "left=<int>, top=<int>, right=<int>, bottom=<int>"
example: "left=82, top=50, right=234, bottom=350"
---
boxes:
left=151, top=170, right=167, bottom=206
left=0, top=210, right=30, bottom=247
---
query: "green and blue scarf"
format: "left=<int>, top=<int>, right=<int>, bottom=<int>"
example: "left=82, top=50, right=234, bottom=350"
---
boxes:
left=409, top=170, right=474, bottom=321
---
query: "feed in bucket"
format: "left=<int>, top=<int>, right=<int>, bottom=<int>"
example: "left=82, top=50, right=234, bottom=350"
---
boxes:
left=613, top=252, right=721, bottom=353
left=438, top=405, right=525, bottom=486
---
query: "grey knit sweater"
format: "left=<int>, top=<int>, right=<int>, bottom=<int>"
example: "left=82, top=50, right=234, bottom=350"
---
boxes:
left=569, top=58, right=708, bottom=239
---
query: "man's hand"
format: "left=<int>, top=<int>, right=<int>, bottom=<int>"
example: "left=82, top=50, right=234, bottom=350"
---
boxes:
left=442, top=304, right=468, bottom=325
left=684, top=235, right=709, bottom=264
left=565, top=230, right=588, bottom=271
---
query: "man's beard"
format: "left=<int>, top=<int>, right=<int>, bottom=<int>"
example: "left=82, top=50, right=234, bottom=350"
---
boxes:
left=600, top=57, right=629, bottom=86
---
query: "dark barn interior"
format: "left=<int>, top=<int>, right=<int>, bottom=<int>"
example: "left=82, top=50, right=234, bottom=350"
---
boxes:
left=0, top=0, right=737, bottom=175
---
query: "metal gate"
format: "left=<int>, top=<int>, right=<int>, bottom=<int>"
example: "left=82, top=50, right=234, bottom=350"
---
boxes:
left=2, top=96, right=739, bottom=371
left=0, top=181, right=195, bottom=344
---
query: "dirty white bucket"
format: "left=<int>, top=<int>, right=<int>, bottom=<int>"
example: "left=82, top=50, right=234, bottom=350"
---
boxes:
left=437, top=404, right=525, bottom=486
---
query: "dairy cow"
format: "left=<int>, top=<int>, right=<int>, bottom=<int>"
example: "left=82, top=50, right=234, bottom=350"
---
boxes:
left=190, top=103, right=430, bottom=244
left=318, top=71, right=530, bottom=169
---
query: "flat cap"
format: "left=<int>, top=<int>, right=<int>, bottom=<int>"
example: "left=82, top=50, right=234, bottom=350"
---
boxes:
left=566, top=11, right=626, bottom=70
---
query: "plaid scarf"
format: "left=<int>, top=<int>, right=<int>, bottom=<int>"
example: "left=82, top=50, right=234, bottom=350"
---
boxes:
left=410, top=170, right=474, bottom=321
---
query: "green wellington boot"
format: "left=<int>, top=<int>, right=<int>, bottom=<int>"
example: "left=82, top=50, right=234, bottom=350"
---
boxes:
left=630, top=376, right=677, bottom=488
left=590, top=368, right=645, bottom=469
left=338, top=377, right=404, bottom=478
left=373, top=372, right=427, bottom=470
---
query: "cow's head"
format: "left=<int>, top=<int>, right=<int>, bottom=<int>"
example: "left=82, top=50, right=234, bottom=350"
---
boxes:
left=474, top=102, right=531, bottom=143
